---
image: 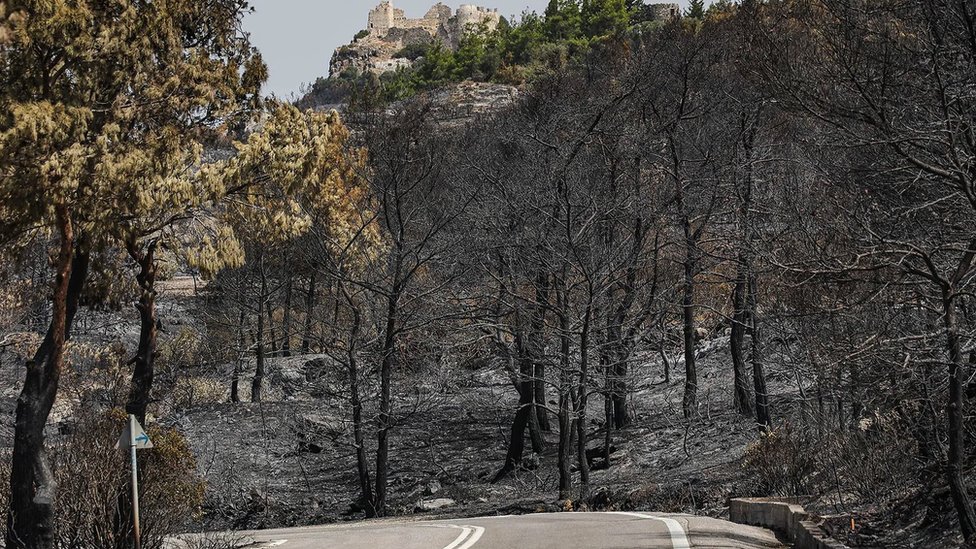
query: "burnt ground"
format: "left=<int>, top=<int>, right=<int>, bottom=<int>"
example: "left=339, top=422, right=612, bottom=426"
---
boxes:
left=172, top=335, right=970, bottom=549
left=0, top=279, right=968, bottom=548
left=173, top=340, right=792, bottom=537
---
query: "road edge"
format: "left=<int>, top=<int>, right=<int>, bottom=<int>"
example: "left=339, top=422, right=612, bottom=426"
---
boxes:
left=730, top=498, right=847, bottom=549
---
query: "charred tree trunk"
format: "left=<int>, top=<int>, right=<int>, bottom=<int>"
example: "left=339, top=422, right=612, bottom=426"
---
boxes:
left=373, top=282, right=400, bottom=517
left=610, top=351, right=629, bottom=428
left=534, top=361, right=551, bottom=432
left=341, top=286, right=374, bottom=517
left=252, top=255, right=267, bottom=403
left=603, top=218, right=648, bottom=430
left=527, top=388, right=545, bottom=455
left=530, top=271, right=551, bottom=433
left=576, top=301, right=592, bottom=500
left=231, top=308, right=245, bottom=403
left=125, top=240, right=159, bottom=425
left=7, top=212, right=87, bottom=549
left=301, top=270, right=317, bottom=354
left=734, top=109, right=762, bottom=423
left=942, top=289, right=976, bottom=540
left=681, top=220, right=698, bottom=419
left=600, top=338, right=614, bottom=461
left=281, top=273, right=293, bottom=357
left=493, top=352, right=536, bottom=484
left=115, top=239, right=160, bottom=549
left=494, top=293, right=546, bottom=484
left=730, top=274, right=753, bottom=416
left=266, top=295, right=278, bottom=357
left=749, top=275, right=771, bottom=429
left=495, top=267, right=549, bottom=483
left=603, top=324, right=630, bottom=428
left=556, top=280, right=572, bottom=499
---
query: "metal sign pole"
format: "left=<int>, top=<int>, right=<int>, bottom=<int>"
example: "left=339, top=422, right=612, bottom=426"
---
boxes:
left=129, top=415, right=142, bottom=549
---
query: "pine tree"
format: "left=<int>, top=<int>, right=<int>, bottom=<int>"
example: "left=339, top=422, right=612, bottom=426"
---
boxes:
left=544, top=0, right=581, bottom=41
left=0, top=2, right=261, bottom=546
left=686, top=0, right=706, bottom=19
left=581, top=0, right=630, bottom=38
left=0, top=1, right=373, bottom=542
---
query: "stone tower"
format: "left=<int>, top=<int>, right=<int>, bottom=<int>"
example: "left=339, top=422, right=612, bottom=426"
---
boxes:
left=367, top=1, right=401, bottom=38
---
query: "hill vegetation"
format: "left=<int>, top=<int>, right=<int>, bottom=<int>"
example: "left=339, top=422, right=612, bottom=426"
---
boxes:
left=300, top=0, right=699, bottom=108
left=2, top=0, right=976, bottom=548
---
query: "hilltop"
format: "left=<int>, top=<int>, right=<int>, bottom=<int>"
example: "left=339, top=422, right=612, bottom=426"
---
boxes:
left=330, top=1, right=503, bottom=78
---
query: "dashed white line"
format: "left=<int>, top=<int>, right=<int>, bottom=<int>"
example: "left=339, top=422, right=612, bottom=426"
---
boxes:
left=612, top=512, right=691, bottom=549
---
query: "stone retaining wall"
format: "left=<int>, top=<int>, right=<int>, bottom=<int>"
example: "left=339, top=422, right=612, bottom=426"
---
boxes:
left=730, top=498, right=847, bottom=549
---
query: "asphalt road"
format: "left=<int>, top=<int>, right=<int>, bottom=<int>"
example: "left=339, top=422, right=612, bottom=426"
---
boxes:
left=242, top=512, right=784, bottom=549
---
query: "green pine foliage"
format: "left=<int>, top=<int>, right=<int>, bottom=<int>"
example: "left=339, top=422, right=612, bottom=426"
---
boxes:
left=544, top=0, right=582, bottom=40
left=581, top=0, right=631, bottom=37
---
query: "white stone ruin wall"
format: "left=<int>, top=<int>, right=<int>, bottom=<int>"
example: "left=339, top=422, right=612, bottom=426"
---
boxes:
left=367, top=1, right=394, bottom=36
left=367, top=2, right=501, bottom=42
left=455, top=4, right=500, bottom=33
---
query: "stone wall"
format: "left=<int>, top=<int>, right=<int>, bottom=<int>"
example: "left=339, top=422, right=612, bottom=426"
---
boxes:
left=729, top=498, right=849, bottom=549
left=456, top=4, right=500, bottom=32
left=367, top=1, right=399, bottom=37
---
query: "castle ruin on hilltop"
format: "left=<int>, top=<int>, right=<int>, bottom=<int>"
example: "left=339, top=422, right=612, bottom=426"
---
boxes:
left=367, top=1, right=500, bottom=40
left=330, top=1, right=501, bottom=77
left=330, top=1, right=679, bottom=78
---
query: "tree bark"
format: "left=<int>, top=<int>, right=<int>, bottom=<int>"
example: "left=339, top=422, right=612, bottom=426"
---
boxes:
left=252, top=254, right=266, bottom=403
left=115, top=239, right=160, bottom=549
left=681, top=221, right=698, bottom=419
left=266, top=295, right=278, bottom=357
left=942, top=290, right=976, bottom=540
left=342, top=288, right=374, bottom=517
left=7, top=211, right=87, bottom=549
left=735, top=109, right=764, bottom=424
left=281, top=273, right=293, bottom=357
left=534, top=361, right=551, bottom=432
left=610, top=355, right=629, bottom=428
left=530, top=271, right=551, bottom=433
left=494, top=302, right=545, bottom=483
left=493, top=354, right=536, bottom=483
left=575, top=302, right=592, bottom=501
left=231, top=308, right=245, bottom=403
left=125, top=240, right=159, bottom=425
left=601, top=341, right=614, bottom=461
left=301, top=271, right=317, bottom=354
left=527, top=388, right=545, bottom=455
left=373, top=282, right=400, bottom=517
left=749, top=275, right=771, bottom=429
left=556, top=282, right=572, bottom=499
left=730, top=275, right=753, bottom=416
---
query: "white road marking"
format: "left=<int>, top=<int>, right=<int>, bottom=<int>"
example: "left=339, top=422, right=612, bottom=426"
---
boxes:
left=457, top=526, right=485, bottom=549
left=261, top=542, right=287, bottom=548
left=433, top=524, right=486, bottom=549
left=442, top=526, right=473, bottom=549
left=613, top=512, right=691, bottom=549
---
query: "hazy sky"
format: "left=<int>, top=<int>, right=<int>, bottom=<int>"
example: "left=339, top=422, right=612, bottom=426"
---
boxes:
left=243, top=1, right=544, bottom=99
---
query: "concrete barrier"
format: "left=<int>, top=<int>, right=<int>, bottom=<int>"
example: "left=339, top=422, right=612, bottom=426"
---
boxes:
left=730, top=497, right=848, bottom=549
